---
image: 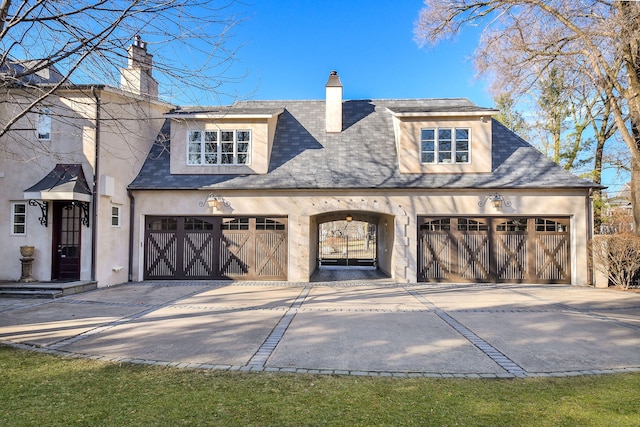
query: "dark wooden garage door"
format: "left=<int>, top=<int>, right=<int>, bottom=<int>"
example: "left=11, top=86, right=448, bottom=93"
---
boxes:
left=418, top=217, right=570, bottom=284
left=144, top=216, right=287, bottom=280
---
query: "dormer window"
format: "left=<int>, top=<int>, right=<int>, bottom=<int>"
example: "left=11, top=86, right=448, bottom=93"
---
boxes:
left=421, top=127, right=470, bottom=164
left=187, top=129, right=251, bottom=166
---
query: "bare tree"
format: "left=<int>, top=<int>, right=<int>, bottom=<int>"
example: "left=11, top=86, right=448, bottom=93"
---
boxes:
left=415, top=0, right=640, bottom=232
left=0, top=0, right=244, bottom=153
left=493, top=92, right=529, bottom=138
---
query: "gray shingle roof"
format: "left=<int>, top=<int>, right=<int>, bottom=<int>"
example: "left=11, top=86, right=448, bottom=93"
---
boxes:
left=129, top=99, right=599, bottom=190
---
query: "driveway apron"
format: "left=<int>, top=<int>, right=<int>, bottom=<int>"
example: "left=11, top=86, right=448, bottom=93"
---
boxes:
left=1, top=281, right=640, bottom=378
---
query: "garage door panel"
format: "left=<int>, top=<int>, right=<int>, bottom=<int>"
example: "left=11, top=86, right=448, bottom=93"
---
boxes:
left=145, top=231, right=178, bottom=279
left=419, top=216, right=570, bottom=284
left=184, top=232, right=215, bottom=277
left=458, top=233, right=490, bottom=281
left=144, top=216, right=287, bottom=281
left=534, top=233, right=569, bottom=282
left=419, top=233, right=454, bottom=281
left=220, top=233, right=251, bottom=278
left=495, top=233, right=527, bottom=282
left=256, top=233, right=287, bottom=278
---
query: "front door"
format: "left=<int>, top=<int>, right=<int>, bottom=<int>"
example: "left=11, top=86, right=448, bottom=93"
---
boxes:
left=52, top=201, right=82, bottom=280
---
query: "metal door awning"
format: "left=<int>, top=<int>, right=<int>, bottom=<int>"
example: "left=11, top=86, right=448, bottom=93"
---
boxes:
left=23, top=164, right=92, bottom=227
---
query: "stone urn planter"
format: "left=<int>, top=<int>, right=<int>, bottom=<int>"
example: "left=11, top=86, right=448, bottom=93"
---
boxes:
left=19, top=246, right=35, bottom=282
left=20, top=245, right=35, bottom=258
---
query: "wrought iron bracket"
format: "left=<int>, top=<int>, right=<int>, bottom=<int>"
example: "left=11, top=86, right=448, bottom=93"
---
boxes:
left=62, top=201, right=91, bottom=227
left=28, top=199, right=49, bottom=227
left=76, top=201, right=90, bottom=227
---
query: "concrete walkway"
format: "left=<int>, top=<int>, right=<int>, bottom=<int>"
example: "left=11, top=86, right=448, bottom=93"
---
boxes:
left=1, top=281, right=640, bottom=378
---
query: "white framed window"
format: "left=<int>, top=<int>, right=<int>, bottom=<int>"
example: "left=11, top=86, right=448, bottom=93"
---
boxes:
left=11, top=202, right=27, bottom=235
left=36, top=108, right=51, bottom=140
left=187, top=129, right=251, bottom=166
left=111, top=205, right=121, bottom=227
left=421, top=127, right=470, bottom=164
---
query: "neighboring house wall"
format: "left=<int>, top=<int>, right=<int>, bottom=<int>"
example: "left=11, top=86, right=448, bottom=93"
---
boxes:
left=0, top=88, right=170, bottom=285
left=90, top=90, right=170, bottom=286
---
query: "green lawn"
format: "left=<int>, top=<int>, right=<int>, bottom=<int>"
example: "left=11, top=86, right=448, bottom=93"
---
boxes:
left=1, top=345, right=639, bottom=426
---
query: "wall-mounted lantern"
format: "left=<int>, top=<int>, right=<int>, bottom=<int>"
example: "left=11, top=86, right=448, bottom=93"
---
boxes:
left=478, top=192, right=512, bottom=209
left=199, top=193, right=225, bottom=212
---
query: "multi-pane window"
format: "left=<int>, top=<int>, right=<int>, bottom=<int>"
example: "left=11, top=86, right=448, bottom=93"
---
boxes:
left=148, top=217, right=178, bottom=231
left=37, top=108, right=51, bottom=140
left=420, top=218, right=451, bottom=231
left=496, top=219, right=528, bottom=232
left=185, top=218, right=214, bottom=231
left=458, top=218, right=488, bottom=231
left=256, top=218, right=286, bottom=230
left=421, top=128, right=470, bottom=164
left=11, top=203, right=27, bottom=235
left=187, top=130, right=250, bottom=165
left=536, top=218, right=567, bottom=232
left=221, top=218, right=249, bottom=230
left=111, top=206, right=121, bottom=227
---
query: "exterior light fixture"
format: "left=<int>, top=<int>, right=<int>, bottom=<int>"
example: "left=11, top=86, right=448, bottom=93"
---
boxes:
left=478, top=193, right=511, bottom=209
left=199, top=193, right=225, bottom=211
left=346, top=213, right=353, bottom=222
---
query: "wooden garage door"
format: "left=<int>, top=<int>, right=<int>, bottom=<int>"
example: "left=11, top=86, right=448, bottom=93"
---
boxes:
left=144, top=216, right=287, bottom=280
left=418, top=217, right=570, bottom=284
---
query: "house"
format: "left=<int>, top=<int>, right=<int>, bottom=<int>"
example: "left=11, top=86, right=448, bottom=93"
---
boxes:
left=601, top=183, right=633, bottom=234
left=0, top=38, right=172, bottom=286
left=128, top=71, right=599, bottom=286
left=1, top=35, right=599, bottom=287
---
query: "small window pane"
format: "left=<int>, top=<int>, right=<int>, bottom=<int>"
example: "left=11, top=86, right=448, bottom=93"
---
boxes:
left=438, top=129, right=452, bottom=140
left=11, top=203, right=27, bottom=235
left=456, top=140, right=469, bottom=151
left=189, top=131, right=202, bottom=142
left=422, top=152, right=435, bottom=163
left=438, top=152, right=452, bottom=163
left=421, top=129, right=434, bottom=140
left=237, top=131, right=250, bottom=142
left=111, top=206, right=120, bottom=227
left=456, top=153, right=469, bottom=163
left=421, top=141, right=434, bottom=152
left=456, top=129, right=469, bottom=140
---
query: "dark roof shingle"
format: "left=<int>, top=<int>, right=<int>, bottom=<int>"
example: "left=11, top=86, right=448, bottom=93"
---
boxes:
left=129, top=99, right=599, bottom=190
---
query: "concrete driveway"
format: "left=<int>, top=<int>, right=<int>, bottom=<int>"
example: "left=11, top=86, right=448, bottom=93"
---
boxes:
left=1, top=281, right=640, bottom=378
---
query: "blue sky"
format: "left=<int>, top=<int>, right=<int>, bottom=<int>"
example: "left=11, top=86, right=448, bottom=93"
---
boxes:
left=220, top=1, right=492, bottom=107
left=203, top=1, right=627, bottom=194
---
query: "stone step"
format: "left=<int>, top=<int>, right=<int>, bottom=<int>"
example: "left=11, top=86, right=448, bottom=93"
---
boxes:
left=0, top=281, right=98, bottom=299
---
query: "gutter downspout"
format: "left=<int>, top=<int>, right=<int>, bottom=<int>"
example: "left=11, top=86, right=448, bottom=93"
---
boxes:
left=127, top=189, right=135, bottom=282
left=91, top=86, right=101, bottom=282
left=587, top=188, right=595, bottom=286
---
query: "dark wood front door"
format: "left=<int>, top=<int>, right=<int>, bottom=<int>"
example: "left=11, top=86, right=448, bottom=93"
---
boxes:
left=52, top=202, right=82, bottom=280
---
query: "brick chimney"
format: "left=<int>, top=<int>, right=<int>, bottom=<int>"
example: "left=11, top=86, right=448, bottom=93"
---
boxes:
left=120, top=35, right=158, bottom=99
left=325, top=70, right=342, bottom=133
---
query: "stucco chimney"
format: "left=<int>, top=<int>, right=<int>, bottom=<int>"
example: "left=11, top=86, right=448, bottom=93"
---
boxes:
left=120, top=35, right=159, bottom=99
left=325, top=70, right=343, bottom=133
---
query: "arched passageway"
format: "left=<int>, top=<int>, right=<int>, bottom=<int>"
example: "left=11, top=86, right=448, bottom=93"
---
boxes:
left=311, top=210, right=394, bottom=282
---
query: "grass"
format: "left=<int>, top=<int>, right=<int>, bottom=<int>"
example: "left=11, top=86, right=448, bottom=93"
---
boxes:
left=1, top=345, right=639, bottom=426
